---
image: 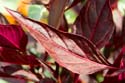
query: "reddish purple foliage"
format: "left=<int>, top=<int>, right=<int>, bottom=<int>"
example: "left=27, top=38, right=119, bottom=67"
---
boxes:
left=0, top=24, right=27, bottom=51
left=0, top=0, right=124, bottom=83
left=74, top=0, right=114, bottom=49
left=7, top=9, right=114, bottom=75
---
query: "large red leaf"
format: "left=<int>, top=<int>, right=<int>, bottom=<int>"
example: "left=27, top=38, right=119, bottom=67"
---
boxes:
left=0, top=46, right=39, bottom=65
left=7, top=9, right=114, bottom=74
left=74, top=0, right=114, bottom=49
left=0, top=24, right=27, bottom=51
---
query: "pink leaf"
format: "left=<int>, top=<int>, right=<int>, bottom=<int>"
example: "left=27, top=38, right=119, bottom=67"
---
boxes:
left=74, top=0, right=114, bottom=49
left=7, top=9, right=114, bottom=75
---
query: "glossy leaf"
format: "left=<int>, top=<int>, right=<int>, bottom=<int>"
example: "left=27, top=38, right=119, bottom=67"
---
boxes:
left=0, top=24, right=27, bottom=51
left=7, top=9, right=113, bottom=75
left=74, top=0, right=114, bottom=49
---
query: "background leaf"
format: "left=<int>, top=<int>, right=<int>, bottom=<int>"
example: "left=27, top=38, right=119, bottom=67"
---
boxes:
left=74, top=0, right=114, bottom=49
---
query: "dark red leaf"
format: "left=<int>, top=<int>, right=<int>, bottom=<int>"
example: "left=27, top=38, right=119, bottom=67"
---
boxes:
left=118, top=58, right=125, bottom=82
left=74, top=0, right=114, bottom=49
left=0, top=24, right=28, bottom=51
left=0, top=46, right=39, bottom=65
left=113, top=46, right=125, bottom=68
left=2, top=65, right=22, bottom=74
left=7, top=9, right=114, bottom=75
left=0, top=70, right=26, bottom=82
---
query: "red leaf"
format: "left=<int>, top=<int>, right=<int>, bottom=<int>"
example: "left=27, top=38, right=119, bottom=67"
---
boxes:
left=2, top=65, right=22, bottom=75
left=0, top=24, right=28, bottom=51
left=0, top=46, right=39, bottom=65
left=7, top=9, right=114, bottom=75
left=74, top=0, right=114, bottom=49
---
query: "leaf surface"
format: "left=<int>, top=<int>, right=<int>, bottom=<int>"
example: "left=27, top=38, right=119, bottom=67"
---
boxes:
left=7, top=9, right=113, bottom=74
left=0, top=24, right=27, bottom=51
